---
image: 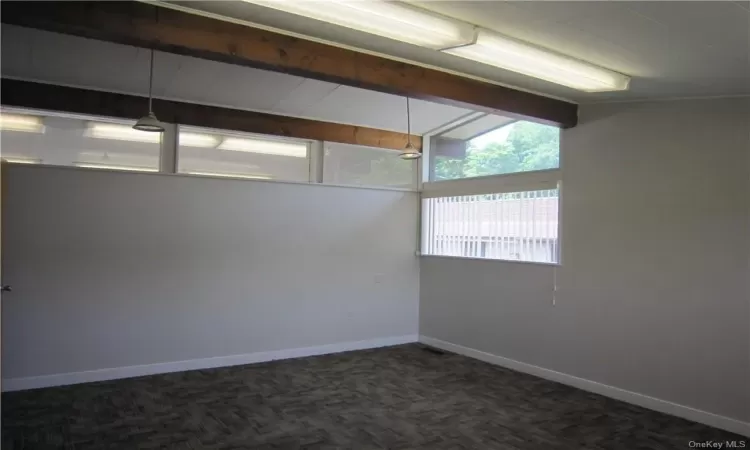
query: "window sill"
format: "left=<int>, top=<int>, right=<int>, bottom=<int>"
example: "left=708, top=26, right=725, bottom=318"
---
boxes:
left=417, top=253, right=560, bottom=267
left=4, top=162, right=419, bottom=193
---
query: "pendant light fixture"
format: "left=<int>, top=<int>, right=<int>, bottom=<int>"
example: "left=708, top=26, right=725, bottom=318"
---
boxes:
left=399, top=97, right=421, bottom=160
left=133, top=49, right=165, bottom=133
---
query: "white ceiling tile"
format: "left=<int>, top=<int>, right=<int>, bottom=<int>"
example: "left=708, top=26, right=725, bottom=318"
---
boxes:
left=511, top=1, right=609, bottom=26
left=443, top=114, right=516, bottom=140
left=413, top=1, right=549, bottom=32
left=150, top=51, right=187, bottom=98
left=27, top=28, right=145, bottom=93
left=624, top=1, right=750, bottom=51
left=302, top=86, right=470, bottom=133
left=0, top=26, right=34, bottom=78
left=205, top=64, right=304, bottom=110
left=163, top=56, right=304, bottom=110
left=409, top=99, right=472, bottom=135
left=162, top=57, right=226, bottom=103
left=272, top=79, right=341, bottom=116
left=303, top=86, right=405, bottom=131
left=410, top=99, right=472, bottom=135
left=558, top=4, right=714, bottom=78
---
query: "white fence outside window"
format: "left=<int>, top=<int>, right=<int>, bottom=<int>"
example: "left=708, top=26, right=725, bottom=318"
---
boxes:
left=422, top=188, right=559, bottom=264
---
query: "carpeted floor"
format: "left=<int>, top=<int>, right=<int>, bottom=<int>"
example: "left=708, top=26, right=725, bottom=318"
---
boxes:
left=2, top=344, right=746, bottom=449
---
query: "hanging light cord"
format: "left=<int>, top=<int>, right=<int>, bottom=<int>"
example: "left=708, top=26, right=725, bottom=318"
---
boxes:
left=406, top=97, right=412, bottom=147
left=148, top=48, right=155, bottom=113
left=149, top=6, right=158, bottom=114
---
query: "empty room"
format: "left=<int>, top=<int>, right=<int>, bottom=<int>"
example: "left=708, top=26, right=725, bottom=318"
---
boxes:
left=0, top=1, right=748, bottom=448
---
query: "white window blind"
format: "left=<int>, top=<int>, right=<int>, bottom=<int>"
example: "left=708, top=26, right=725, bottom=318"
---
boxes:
left=422, top=189, right=559, bottom=263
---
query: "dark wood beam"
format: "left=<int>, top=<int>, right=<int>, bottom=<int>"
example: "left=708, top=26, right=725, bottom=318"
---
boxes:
left=0, top=79, right=421, bottom=151
left=0, top=1, right=578, bottom=128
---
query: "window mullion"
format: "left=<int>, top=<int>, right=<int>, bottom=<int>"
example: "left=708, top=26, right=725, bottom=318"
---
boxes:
left=160, top=123, right=178, bottom=174
left=309, top=140, right=324, bottom=183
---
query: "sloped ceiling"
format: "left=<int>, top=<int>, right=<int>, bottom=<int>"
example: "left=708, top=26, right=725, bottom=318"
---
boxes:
left=166, top=0, right=750, bottom=102
left=0, top=25, right=477, bottom=134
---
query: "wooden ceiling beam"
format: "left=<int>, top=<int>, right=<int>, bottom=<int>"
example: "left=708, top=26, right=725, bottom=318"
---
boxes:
left=0, top=80, right=422, bottom=151
left=0, top=1, right=578, bottom=128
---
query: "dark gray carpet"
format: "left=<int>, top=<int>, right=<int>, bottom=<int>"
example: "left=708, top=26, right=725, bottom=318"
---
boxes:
left=3, top=344, right=746, bottom=449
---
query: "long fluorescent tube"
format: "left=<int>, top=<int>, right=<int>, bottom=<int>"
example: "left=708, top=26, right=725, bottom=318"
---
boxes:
left=444, top=30, right=630, bottom=92
left=187, top=171, right=272, bottom=180
left=244, top=0, right=476, bottom=50
left=246, top=1, right=628, bottom=91
left=2, top=157, right=41, bottom=164
left=86, top=123, right=161, bottom=143
left=179, top=132, right=221, bottom=148
left=75, top=162, right=158, bottom=172
left=0, top=113, right=45, bottom=133
left=218, top=137, right=308, bottom=158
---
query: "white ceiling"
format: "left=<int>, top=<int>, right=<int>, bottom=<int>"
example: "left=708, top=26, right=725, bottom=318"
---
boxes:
left=0, top=25, right=481, bottom=134
left=166, top=0, right=750, bottom=102
left=442, top=115, right=516, bottom=141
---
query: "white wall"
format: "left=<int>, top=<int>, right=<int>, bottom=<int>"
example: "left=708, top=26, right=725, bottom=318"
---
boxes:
left=2, top=165, right=419, bottom=382
left=420, top=98, right=750, bottom=430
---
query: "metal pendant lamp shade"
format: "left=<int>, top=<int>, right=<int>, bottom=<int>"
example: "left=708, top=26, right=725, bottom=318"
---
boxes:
left=399, top=97, right=421, bottom=160
left=400, top=142, right=421, bottom=160
left=133, top=112, right=164, bottom=132
left=133, top=49, right=165, bottom=133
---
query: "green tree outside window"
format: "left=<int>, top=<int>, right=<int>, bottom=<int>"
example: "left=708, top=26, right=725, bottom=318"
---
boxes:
left=435, top=121, right=559, bottom=181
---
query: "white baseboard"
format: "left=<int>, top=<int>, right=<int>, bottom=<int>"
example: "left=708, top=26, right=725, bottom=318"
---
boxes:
left=3, top=334, right=418, bottom=392
left=419, top=336, right=750, bottom=438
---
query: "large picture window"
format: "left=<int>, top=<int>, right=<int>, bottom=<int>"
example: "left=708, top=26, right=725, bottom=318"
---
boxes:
left=423, top=114, right=561, bottom=264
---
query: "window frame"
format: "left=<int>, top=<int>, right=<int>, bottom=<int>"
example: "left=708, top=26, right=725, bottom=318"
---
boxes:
left=0, top=107, right=163, bottom=172
left=426, top=116, right=561, bottom=183
left=420, top=162, right=562, bottom=266
left=175, top=124, right=314, bottom=183
left=420, top=181, right=561, bottom=266
left=321, top=141, right=419, bottom=191
left=419, top=113, right=564, bottom=266
left=1, top=108, right=421, bottom=193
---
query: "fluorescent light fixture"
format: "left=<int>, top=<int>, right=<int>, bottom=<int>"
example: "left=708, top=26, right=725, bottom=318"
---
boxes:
left=2, top=156, right=41, bottom=164
left=75, top=162, right=158, bottom=172
left=86, top=122, right=162, bottom=143
left=244, top=0, right=475, bottom=50
left=187, top=171, right=272, bottom=180
left=218, top=137, right=308, bottom=158
left=179, top=132, right=221, bottom=148
left=0, top=113, right=45, bottom=133
left=444, top=30, right=630, bottom=92
left=243, top=0, right=627, bottom=91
